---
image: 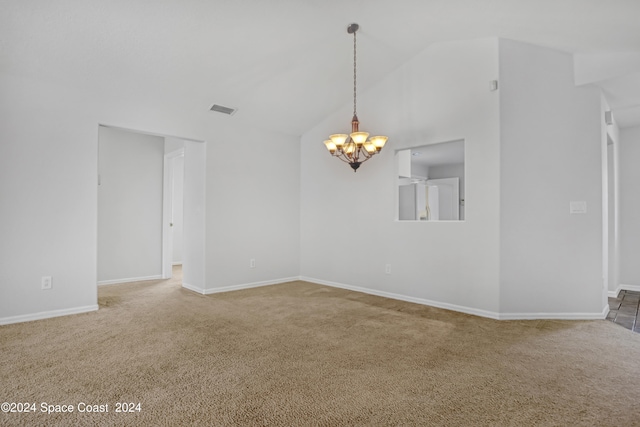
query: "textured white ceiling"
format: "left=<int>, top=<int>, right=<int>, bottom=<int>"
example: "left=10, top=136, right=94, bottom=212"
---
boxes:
left=2, top=0, right=639, bottom=133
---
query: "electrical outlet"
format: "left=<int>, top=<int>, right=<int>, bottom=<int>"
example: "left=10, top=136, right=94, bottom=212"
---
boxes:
left=41, top=276, right=52, bottom=290
left=250, top=259, right=256, bottom=268
left=385, top=264, right=391, bottom=274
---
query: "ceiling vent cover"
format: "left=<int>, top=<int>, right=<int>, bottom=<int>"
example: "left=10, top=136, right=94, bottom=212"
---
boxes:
left=209, top=104, right=237, bottom=116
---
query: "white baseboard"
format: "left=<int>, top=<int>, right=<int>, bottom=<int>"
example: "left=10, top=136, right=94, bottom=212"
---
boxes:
left=181, top=277, right=300, bottom=296
left=608, top=283, right=640, bottom=298
left=98, top=275, right=163, bottom=286
left=202, top=277, right=301, bottom=295
left=497, top=304, right=609, bottom=320
left=0, top=304, right=99, bottom=326
left=300, top=276, right=609, bottom=321
left=300, top=276, right=501, bottom=320
left=172, top=262, right=182, bottom=266
left=182, top=282, right=205, bottom=295
left=95, top=273, right=610, bottom=321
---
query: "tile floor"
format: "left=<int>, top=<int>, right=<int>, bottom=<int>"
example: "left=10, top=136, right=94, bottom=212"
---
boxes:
left=607, top=290, right=640, bottom=333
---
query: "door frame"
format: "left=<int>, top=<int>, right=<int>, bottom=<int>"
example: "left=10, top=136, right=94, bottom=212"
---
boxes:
left=162, top=148, right=184, bottom=279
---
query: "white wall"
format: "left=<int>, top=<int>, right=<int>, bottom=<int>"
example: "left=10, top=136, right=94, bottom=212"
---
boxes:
left=98, top=126, right=164, bottom=283
left=171, top=155, right=184, bottom=265
left=0, top=67, right=300, bottom=322
left=600, top=95, right=621, bottom=296
left=0, top=74, right=99, bottom=322
left=499, top=39, right=604, bottom=316
left=164, top=137, right=184, bottom=154
left=203, top=125, right=301, bottom=292
left=300, top=38, right=502, bottom=316
left=182, top=140, right=207, bottom=293
left=619, top=125, right=640, bottom=287
left=1, top=33, right=613, bottom=323
left=607, top=142, right=615, bottom=291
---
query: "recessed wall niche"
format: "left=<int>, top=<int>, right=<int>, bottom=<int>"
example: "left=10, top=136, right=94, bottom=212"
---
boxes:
left=396, top=140, right=465, bottom=221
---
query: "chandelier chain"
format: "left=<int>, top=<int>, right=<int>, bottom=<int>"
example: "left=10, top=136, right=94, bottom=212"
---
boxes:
left=353, top=29, right=357, bottom=116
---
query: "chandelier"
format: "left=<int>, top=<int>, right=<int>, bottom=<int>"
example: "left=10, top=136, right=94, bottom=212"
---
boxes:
left=323, top=23, right=388, bottom=172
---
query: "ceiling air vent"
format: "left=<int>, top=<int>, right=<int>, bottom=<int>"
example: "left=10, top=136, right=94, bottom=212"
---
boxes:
left=209, top=104, right=237, bottom=116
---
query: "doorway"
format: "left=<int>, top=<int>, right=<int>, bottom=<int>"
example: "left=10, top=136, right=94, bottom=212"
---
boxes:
left=162, top=148, right=184, bottom=279
left=97, top=126, right=206, bottom=291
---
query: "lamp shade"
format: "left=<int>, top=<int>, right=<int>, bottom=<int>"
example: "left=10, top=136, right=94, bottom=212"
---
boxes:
left=370, top=136, right=388, bottom=150
left=364, top=142, right=376, bottom=153
left=343, top=143, right=356, bottom=155
left=323, top=140, right=337, bottom=153
left=330, top=134, right=348, bottom=147
left=350, top=132, right=369, bottom=145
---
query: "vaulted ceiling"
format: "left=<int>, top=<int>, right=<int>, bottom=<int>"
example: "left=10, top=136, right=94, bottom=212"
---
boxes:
left=2, top=0, right=639, bottom=134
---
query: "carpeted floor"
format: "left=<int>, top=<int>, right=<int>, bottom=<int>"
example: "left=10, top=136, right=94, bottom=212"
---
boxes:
left=2, top=268, right=640, bottom=426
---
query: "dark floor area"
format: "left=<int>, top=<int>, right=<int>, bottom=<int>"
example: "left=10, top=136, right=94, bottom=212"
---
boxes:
left=607, top=290, right=640, bottom=333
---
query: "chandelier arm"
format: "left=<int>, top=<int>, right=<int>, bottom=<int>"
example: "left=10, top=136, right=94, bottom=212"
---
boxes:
left=332, top=153, right=354, bottom=164
left=333, top=147, right=376, bottom=165
left=360, top=149, right=375, bottom=160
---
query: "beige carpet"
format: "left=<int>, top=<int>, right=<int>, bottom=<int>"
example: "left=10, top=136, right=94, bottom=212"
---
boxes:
left=2, top=268, right=640, bottom=426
